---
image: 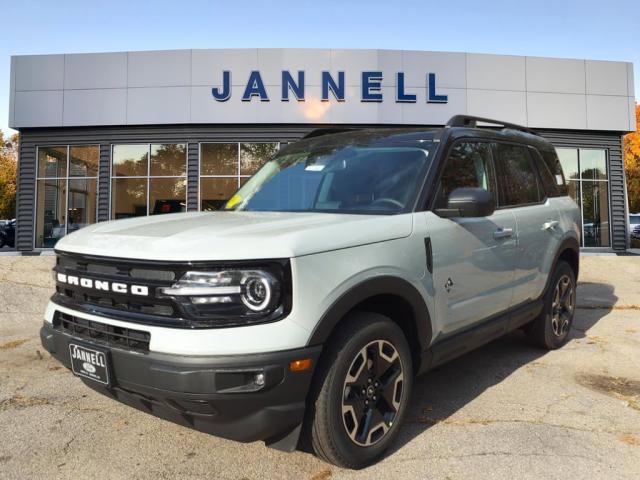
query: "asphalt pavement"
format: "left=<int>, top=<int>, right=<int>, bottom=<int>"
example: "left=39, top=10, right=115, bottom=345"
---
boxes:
left=1, top=255, right=639, bottom=479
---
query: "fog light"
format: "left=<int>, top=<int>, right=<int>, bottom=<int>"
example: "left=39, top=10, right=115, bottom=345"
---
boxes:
left=254, top=372, right=265, bottom=386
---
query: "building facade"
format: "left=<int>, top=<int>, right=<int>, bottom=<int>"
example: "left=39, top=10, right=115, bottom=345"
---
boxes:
left=8, top=48, right=636, bottom=252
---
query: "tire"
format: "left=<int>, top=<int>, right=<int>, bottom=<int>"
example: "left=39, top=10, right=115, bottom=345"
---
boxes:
left=0, top=236, right=5, bottom=248
left=306, top=312, right=413, bottom=469
left=525, top=260, right=576, bottom=350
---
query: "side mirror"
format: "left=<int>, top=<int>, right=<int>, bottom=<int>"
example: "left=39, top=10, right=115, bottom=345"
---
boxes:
left=435, top=187, right=495, bottom=218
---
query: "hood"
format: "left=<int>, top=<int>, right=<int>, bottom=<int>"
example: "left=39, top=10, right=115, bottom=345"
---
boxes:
left=55, top=211, right=414, bottom=261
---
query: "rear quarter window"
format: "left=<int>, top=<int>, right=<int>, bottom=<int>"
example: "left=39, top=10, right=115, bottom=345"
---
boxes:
left=530, top=147, right=561, bottom=197
left=539, top=147, right=568, bottom=196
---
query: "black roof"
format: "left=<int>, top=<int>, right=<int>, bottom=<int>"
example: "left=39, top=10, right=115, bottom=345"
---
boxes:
left=298, top=115, right=553, bottom=152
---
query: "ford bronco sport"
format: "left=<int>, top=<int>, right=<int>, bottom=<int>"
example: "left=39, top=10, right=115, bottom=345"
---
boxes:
left=41, top=115, right=580, bottom=468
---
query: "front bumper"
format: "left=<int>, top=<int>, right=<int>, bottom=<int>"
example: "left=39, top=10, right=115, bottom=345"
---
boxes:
left=40, top=322, right=321, bottom=447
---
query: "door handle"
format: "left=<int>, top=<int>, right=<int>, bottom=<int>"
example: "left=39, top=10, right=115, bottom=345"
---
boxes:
left=493, top=227, right=513, bottom=239
left=543, top=220, right=559, bottom=231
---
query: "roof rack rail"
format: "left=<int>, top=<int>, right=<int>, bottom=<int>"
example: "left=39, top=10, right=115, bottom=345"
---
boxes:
left=446, top=115, right=540, bottom=136
left=302, top=128, right=358, bottom=139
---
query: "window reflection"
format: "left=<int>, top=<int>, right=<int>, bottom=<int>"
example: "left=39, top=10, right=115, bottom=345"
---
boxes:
left=36, top=179, right=67, bottom=248
left=68, top=179, right=97, bottom=232
left=200, top=142, right=279, bottom=210
left=38, top=147, right=67, bottom=178
left=582, top=181, right=609, bottom=247
left=151, top=144, right=187, bottom=176
left=557, top=148, right=579, bottom=181
left=150, top=178, right=186, bottom=215
left=240, top=143, right=279, bottom=175
left=70, top=146, right=99, bottom=177
left=111, top=178, right=147, bottom=219
left=201, top=177, right=238, bottom=211
left=555, top=147, right=609, bottom=247
left=112, top=144, right=148, bottom=176
left=201, top=144, right=238, bottom=175
left=36, top=145, right=98, bottom=248
left=579, top=149, right=607, bottom=180
left=110, top=143, right=187, bottom=218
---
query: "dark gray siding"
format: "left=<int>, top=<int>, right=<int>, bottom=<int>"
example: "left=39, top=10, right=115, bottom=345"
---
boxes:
left=538, top=130, right=627, bottom=251
left=15, top=124, right=628, bottom=251
left=98, top=144, right=111, bottom=222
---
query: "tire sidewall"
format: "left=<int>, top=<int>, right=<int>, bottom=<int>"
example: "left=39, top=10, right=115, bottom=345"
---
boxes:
left=322, top=315, right=413, bottom=467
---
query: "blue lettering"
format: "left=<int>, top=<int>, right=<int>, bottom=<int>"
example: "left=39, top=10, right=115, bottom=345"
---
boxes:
left=396, top=72, right=416, bottom=103
left=282, top=71, right=305, bottom=101
left=362, top=71, right=383, bottom=102
left=321, top=71, right=345, bottom=102
left=427, top=73, right=448, bottom=103
left=211, top=71, right=231, bottom=101
left=242, top=71, right=269, bottom=102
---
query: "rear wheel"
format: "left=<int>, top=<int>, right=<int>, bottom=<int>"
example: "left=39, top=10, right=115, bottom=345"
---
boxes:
left=525, top=260, right=576, bottom=349
left=307, top=312, right=412, bottom=469
left=0, top=235, right=5, bottom=248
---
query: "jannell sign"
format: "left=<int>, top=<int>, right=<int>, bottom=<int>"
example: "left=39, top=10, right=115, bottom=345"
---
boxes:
left=212, top=71, right=449, bottom=104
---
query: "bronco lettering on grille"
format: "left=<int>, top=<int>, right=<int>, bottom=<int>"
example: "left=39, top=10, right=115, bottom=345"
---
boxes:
left=57, top=273, right=149, bottom=296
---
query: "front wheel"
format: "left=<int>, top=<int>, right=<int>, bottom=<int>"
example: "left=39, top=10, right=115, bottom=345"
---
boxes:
left=306, top=312, right=413, bottom=469
left=525, top=260, right=576, bottom=349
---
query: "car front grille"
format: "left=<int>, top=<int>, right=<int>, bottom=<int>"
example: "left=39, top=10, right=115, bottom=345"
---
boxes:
left=54, top=311, right=151, bottom=353
left=52, top=251, right=189, bottom=327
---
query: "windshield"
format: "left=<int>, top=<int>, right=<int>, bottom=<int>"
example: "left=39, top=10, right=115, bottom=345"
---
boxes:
left=224, top=140, right=434, bottom=215
left=631, top=216, right=640, bottom=225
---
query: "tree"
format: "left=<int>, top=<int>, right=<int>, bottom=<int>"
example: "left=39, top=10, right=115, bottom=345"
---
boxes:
left=0, top=131, right=18, bottom=219
left=624, top=104, right=640, bottom=213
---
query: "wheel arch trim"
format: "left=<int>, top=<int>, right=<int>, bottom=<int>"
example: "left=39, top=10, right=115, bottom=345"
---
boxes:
left=306, top=275, right=433, bottom=353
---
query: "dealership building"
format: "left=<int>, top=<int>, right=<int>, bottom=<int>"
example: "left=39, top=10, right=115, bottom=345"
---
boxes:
left=7, top=48, right=636, bottom=252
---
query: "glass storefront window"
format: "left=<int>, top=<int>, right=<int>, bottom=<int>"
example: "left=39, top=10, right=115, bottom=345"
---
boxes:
left=200, top=142, right=279, bottom=210
left=201, top=143, right=238, bottom=175
left=151, top=144, right=187, bottom=176
left=111, top=143, right=187, bottom=219
left=557, top=148, right=579, bottom=181
left=67, top=178, right=97, bottom=233
left=149, top=178, right=187, bottom=214
left=112, top=144, right=148, bottom=176
left=200, top=178, right=238, bottom=211
left=35, top=145, right=99, bottom=248
left=581, top=181, right=610, bottom=247
left=556, top=147, right=609, bottom=247
left=111, top=178, right=147, bottom=219
left=36, top=179, right=67, bottom=248
left=38, top=146, right=67, bottom=178
left=579, top=149, right=607, bottom=180
left=70, top=146, right=99, bottom=177
left=240, top=143, right=279, bottom=176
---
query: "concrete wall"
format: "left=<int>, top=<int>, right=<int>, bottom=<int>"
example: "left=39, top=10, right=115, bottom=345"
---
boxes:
left=8, top=49, right=636, bottom=131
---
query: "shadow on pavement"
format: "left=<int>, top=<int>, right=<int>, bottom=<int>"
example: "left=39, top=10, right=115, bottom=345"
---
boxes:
left=387, top=281, right=616, bottom=455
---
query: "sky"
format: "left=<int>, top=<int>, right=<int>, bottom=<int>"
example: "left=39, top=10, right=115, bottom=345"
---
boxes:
left=0, top=0, right=638, bottom=135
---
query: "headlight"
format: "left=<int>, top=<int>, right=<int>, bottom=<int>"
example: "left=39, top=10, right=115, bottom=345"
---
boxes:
left=158, top=268, right=287, bottom=325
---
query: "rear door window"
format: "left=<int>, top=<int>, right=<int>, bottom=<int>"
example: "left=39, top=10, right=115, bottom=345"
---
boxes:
left=493, top=143, right=541, bottom=207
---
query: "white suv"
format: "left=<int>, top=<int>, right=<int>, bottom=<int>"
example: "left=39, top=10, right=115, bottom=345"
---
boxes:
left=41, top=116, right=581, bottom=468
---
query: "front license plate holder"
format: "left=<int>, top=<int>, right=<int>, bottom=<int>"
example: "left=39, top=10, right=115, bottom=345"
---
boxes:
left=68, top=342, right=111, bottom=387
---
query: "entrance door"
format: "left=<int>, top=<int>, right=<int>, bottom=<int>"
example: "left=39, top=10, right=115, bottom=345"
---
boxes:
left=556, top=148, right=610, bottom=247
